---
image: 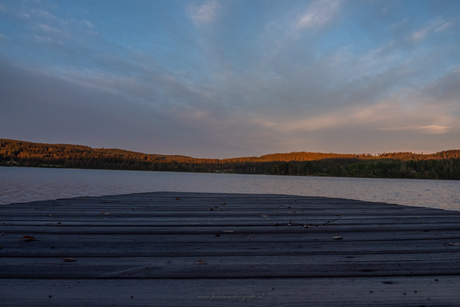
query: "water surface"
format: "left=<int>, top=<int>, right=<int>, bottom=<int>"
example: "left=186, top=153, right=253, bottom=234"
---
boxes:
left=1, top=167, right=459, bottom=211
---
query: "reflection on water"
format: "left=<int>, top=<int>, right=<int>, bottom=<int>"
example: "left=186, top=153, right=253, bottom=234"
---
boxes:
left=1, top=167, right=459, bottom=211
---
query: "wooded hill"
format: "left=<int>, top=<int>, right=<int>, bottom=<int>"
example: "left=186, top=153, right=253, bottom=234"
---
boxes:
left=1, top=139, right=459, bottom=180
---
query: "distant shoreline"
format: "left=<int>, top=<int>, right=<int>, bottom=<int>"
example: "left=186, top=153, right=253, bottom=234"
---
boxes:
left=1, top=163, right=459, bottom=181
left=1, top=138, right=460, bottom=180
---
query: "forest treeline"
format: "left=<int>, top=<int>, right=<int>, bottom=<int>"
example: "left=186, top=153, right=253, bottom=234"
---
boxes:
left=1, top=139, right=460, bottom=180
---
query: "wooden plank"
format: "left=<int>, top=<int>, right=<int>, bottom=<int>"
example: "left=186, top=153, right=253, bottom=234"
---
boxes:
left=2, top=195, right=400, bottom=204
left=1, top=207, right=456, bottom=216
left=0, top=192, right=424, bottom=205
left=2, top=229, right=460, bottom=243
left=2, top=238, right=460, bottom=257
left=0, top=203, right=438, bottom=211
left=2, top=204, right=419, bottom=213
left=1, top=253, right=460, bottom=278
left=2, top=222, right=460, bottom=234
left=3, top=198, right=454, bottom=215
left=2, top=217, right=460, bottom=228
left=0, top=196, right=428, bottom=206
left=1, top=276, right=460, bottom=306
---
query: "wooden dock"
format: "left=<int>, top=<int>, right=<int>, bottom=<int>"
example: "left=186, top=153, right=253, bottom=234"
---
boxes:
left=1, top=191, right=460, bottom=306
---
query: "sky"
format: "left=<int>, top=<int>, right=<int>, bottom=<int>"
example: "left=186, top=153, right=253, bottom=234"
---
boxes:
left=0, top=0, right=459, bottom=158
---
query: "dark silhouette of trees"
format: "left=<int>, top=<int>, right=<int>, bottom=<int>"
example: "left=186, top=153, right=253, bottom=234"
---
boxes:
left=1, top=139, right=459, bottom=180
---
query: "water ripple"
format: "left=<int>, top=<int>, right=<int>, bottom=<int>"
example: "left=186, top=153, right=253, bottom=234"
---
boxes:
left=1, top=167, right=459, bottom=211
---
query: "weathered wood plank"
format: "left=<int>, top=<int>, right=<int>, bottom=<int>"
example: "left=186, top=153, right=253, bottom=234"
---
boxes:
left=1, top=254, right=460, bottom=278
left=2, top=229, right=459, bottom=243
left=2, top=222, right=460, bottom=234
left=0, top=197, right=431, bottom=207
left=0, top=192, right=431, bottom=205
left=1, top=208, right=456, bottom=217
left=2, top=238, right=460, bottom=257
left=1, top=205, right=421, bottom=214
left=2, top=217, right=460, bottom=228
left=1, top=276, right=459, bottom=306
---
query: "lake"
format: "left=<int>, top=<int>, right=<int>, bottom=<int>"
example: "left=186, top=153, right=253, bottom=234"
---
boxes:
left=1, top=167, right=459, bottom=211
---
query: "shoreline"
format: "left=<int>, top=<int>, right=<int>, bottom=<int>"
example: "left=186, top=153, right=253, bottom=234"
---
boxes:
left=2, top=163, right=460, bottom=181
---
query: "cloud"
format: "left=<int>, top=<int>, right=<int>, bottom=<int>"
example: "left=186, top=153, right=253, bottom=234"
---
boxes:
left=411, top=28, right=428, bottom=42
left=247, top=80, right=460, bottom=137
left=32, top=34, right=54, bottom=43
left=190, top=1, right=221, bottom=24
left=30, top=34, right=65, bottom=47
left=1, top=1, right=459, bottom=157
left=434, top=21, right=452, bottom=32
left=36, top=24, right=53, bottom=32
left=420, top=66, right=460, bottom=103
left=377, top=125, right=449, bottom=134
left=18, top=12, right=30, bottom=18
left=0, top=58, right=169, bottom=151
left=234, top=61, right=460, bottom=140
left=297, top=0, right=341, bottom=29
left=0, top=56, right=257, bottom=157
left=31, top=9, right=55, bottom=20
left=410, top=18, right=453, bottom=42
left=82, top=20, right=93, bottom=28
left=35, top=23, right=72, bottom=40
left=391, top=18, right=409, bottom=29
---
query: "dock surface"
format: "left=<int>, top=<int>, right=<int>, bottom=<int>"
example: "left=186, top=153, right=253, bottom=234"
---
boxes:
left=1, top=192, right=460, bottom=306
